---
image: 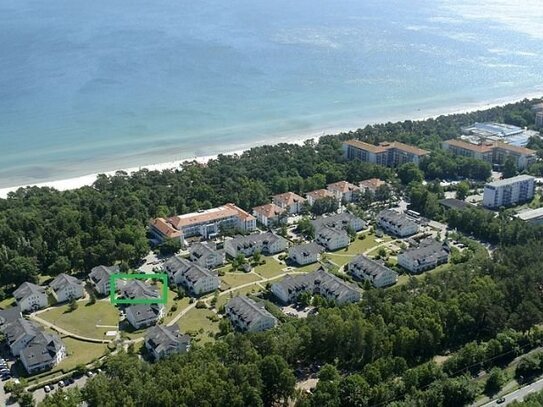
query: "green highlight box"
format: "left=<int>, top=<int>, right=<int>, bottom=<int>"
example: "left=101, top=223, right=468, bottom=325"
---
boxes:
left=110, top=273, right=168, bottom=305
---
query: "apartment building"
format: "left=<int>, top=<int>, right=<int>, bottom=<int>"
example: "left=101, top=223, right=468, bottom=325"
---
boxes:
left=224, top=232, right=288, bottom=258
left=252, top=203, right=286, bottom=227
left=189, top=242, right=225, bottom=269
left=483, top=175, right=536, bottom=209
left=442, top=139, right=537, bottom=170
left=398, top=239, right=450, bottom=274
left=377, top=210, right=419, bottom=237
left=272, top=192, right=306, bottom=214
left=225, top=296, right=277, bottom=333
left=306, top=189, right=335, bottom=206
left=347, top=255, right=398, bottom=288
left=150, top=203, right=257, bottom=242
left=13, top=283, right=48, bottom=313
left=326, top=181, right=360, bottom=203
left=342, top=140, right=429, bottom=167
left=162, top=256, right=219, bottom=295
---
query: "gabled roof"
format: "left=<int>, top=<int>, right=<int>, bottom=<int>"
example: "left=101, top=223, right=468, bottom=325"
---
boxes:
left=317, top=226, right=348, bottom=241
left=400, top=239, right=449, bottom=264
left=343, top=140, right=388, bottom=154
left=0, top=306, right=22, bottom=327
left=312, top=212, right=365, bottom=233
left=349, top=255, right=396, bottom=280
left=89, top=265, right=119, bottom=286
left=327, top=181, right=360, bottom=194
left=378, top=209, right=418, bottom=230
left=359, top=178, right=386, bottom=190
left=20, top=331, right=63, bottom=367
left=145, top=324, right=190, bottom=354
left=272, top=192, right=306, bottom=206
left=127, top=303, right=162, bottom=323
left=289, top=242, right=324, bottom=258
left=189, top=242, right=223, bottom=261
left=3, top=318, right=40, bottom=346
left=49, top=274, right=83, bottom=293
left=306, top=189, right=334, bottom=200
left=227, top=232, right=287, bottom=251
left=343, top=140, right=429, bottom=156
left=119, top=280, right=159, bottom=300
left=252, top=203, right=285, bottom=219
left=226, top=296, right=277, bottom=328
left=150, top=218, right=182, bottom=238
left=168, top=203, right=255, bottom=229
left=13, top=282, right=46, bottom=302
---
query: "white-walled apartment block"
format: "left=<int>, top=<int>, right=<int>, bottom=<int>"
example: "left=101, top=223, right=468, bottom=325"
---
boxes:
left=272, top=192, right=306, bottom=214
left=483, top=175, right=535, bottom=209
left=377, top=210, right=419, bottom=237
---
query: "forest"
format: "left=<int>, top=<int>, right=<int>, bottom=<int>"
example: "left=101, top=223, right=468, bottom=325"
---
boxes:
left=1, top=97, right=543, bottom=406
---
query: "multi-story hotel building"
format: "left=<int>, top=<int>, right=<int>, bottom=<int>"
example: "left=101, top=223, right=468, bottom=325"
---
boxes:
left=442, top=139, right=537, bottom=170
left=342, top=140, right=429, bottom=167
left=483, top=175, right=535, bottom=209
left=150, top=203, right=256, bottom=243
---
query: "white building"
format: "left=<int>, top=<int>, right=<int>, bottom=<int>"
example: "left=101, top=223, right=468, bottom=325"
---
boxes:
left=517, top=207, right=543, bottom=225
left=252, top=203, right=286, bottom=227
left=347, top=255, right=398, bottom=288
left=13, top=282, right=48, bottom=313
left=225, top=296, right=277, bottom=332
left=19, top=331, right=66, bottom=375
left=145, top=325, right=191, bottom=361
left=224, top=232, right=288, bottom=258
left=311, top=212, right=366, bottom=234
left=306, top=189, right=335, bottom=206
left=125, top=304, right=164, bottom=330
left=163, top=257, right=219, bottom=296
left=377, top=210, right=419, bottom=237
left=397, top=239, right=450, bottom=274
left=89, top=265, right=119, bottom=297
left=189, top=242, right=225, bottom=269
left=315, top=226, right=350, bottom=251
left=288, top=242, right=324, bottom=266
left=49, top=274, right=85, bottom=303
left=326, top=181, right=360, bottom=203
left=272, top=192, right=306, bottom=214
left=483, top=175, right=535, bottom=209
left=150, top=203, right=257, bottom=242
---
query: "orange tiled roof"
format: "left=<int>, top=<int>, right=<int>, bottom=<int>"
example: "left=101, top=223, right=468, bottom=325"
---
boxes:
left=327, top=181, right=360, bottom=193
left=252, top=203, right=285, bottom=218
left=344, top=139, right=429, bottom=156
left=493, top=141, right=536, bottom=155
left=306, top=189, right=334, bottom=200
left=443, top=139, right=494, bottom=153
left=272, top=192, right=305, bottom=206
left=150, top=218, right=182, bottom=238
left=359, top=178, right=386, bottom=190
left=343, top=140, right=388, bottom=154
left=169, top=203, right=255, bottom=229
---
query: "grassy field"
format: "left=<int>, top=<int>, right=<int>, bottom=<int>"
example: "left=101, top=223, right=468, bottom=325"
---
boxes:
left=179, top=307, right=220, bottom=343
left=220, top=272, right=261, bottom=290
left=59, top=337, right=108, bottom=371
left=253, top=257, right=286, bottom=279
left=163, top=296, right=191, bottom=324
left=326, top=233, right=393, bottom=267
left=39, top=300, right=119, bottom=339
left=0, top=297, right=16, bottom=310
left=216, top=283, right=264, bottom=308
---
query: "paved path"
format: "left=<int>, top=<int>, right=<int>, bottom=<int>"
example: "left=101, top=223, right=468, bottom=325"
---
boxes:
left=30, top=314, right=111, bottom=344
left=481, top=377, right=543, bottom=406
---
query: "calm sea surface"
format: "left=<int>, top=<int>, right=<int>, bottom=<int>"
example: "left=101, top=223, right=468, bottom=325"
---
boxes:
left=1, top=0, right=542, bottom=187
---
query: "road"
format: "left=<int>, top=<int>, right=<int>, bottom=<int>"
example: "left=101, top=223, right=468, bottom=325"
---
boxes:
left=482, top=377, right=543, bottom=406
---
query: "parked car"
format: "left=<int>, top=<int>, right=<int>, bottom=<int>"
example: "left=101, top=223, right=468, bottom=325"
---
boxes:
left=44, top=385, right=51, bottom=393
left=58, top=380, right=65, bottom=388
left=1, top=375, right=11, bottom=381
left=497, top=398, right=506, bottom=404
left=66, top=377, right=75, bottom=385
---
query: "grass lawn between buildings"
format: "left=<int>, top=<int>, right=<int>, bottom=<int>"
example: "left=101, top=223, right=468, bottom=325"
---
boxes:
left=216, top=283, right=265, bottom=308
left=253, top=257, right=286, bottom=279
left=179, top=307, right=220, bottom=344
left=39, top=300, right=119, bottom=339
left=220, top=272, right=261, bottom=290
left=326, top=233, right=393, bottom=267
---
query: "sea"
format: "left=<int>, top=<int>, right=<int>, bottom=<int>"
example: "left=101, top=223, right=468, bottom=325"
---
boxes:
left=1, top=0, right=543, bottom=188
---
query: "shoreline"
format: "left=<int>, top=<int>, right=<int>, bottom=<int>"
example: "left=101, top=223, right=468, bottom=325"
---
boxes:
left=0, top=93, right=541, bottom=199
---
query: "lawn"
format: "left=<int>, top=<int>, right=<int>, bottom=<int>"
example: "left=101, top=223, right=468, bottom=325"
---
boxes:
left=326, top=233, right=393, bottom=267
left=220, top=272, right=261, bottom=290
left=0, top=297, right=16, bottom=310
left=216, top=283, right=265, bottom=308
left=178, top=307, right=220, bottom=343
left=163, top=296, right=191, bottom=324
left=253, top=257, right=285, bottom=279
left=39, top=300, right=119, bottom=339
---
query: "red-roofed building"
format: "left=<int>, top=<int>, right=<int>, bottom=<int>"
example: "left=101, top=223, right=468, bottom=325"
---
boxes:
left=252, top=203, right=286, bottom=227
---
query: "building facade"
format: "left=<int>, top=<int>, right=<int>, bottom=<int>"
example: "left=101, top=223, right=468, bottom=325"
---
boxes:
left=272, top=192, right=306, bottom=214
left=288, top=242, right=324, bottom=266
left=347, top=255, right=398, bottom=288
left=483, top=175, right=535, bottom=208
left=49, top=274, right=85, bottom=303
left=13, top=283, right=48, bottom=313
left=189, top=242, right=225, bottom=269
left=377, top=210, right=419, bottom=237
left=224, top=233, right=288, bottom=258
left=397, top=239, right=450, bottom=274
left=326, top=181, right=360, bottom=203
left=145, top=325, right=191, bottom=361
left=252, top=203, right=286, bottom=227
left=225, top=296, right=277, bottom=332
left=342, top=140, right=429, bottom=167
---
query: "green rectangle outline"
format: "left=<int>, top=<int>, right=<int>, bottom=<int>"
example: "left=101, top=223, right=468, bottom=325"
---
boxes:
left=110, top=273, right=168, bottom=305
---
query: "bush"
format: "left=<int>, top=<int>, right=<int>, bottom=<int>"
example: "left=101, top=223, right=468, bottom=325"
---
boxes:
left=195, top=301, right=207, bottom=309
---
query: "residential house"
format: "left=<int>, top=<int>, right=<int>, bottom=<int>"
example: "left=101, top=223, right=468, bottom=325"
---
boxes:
left=359, top=178, right=387, bottom=194
left=145, top=324, right=191, bottom=361
left=306, top=189, right=335, bottom=206
left=89, top=265, right=120, bottom=296
left=483, top=175, right=535, bottom=209
left=19, top=331, right=65, bottom=375
left=311, top=212, right=366, bottom=234
left=225, top=296, right=277, bottom=332
left=148, top=218, right=183, bottom=243
left=342, top=140, right=429, bottom=167
left=125, top=304, right=164, bottom=330
left=163, top=257, right=219, bottom=295
left=315, top=226, right=350, bottom=251
left=252, top=203, right=286, bottom=227
left=0, top=306, right=22, bottom=330
left=272, top=192, right=306, bottom=214
left=288, top=242, right=324, bottom=266
left=49, top=274, right=85, bottom=303
left=189, top=242, right=225, bottom=269
left=224, top=232, right=288, bottom=258
left=3, top=317, right=40, bottom=356
left=347, top=255, right=398, bottom=288
left=13, top=282, right=48, bottom=312
left=151, top=203, right=257, bottom=243
left=118, top=280, right=159, bottom=301
left=398, top=239, right=450, bottom=274
left=271, top=268, right=360, bottom=305
left=377, top=209, right=419, bottom=237
left=326, top=181, right=360, bottom=203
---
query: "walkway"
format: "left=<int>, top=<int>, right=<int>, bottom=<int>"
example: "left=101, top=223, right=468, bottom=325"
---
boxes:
left=30, top=314, right=111, bottom=344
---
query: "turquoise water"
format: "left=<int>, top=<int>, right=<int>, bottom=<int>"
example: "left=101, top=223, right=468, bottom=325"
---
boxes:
left=1, top=0, right=542, bottom=187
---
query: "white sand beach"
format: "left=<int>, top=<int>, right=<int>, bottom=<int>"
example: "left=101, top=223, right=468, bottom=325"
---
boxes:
left=0, top=93, right=540, bottom=199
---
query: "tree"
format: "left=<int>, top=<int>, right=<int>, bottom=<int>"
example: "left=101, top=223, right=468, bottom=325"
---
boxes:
left=484, top=367, right=506, bottom=397
left=158, top=238, right=182, bottom=256
left=339, top=374, right=370, bottom=407
left=503, top=157, right=518, bottom=179
left=259, top=355, right=296, bottom=406
left=311, top=197, right=339, bottom=216
left=456, top=181, right=470, bottom=201
left=253, top=250, right=262, bottom=265
left=397, top=163, right=423, bottom=185
left=68, top=298, right=78, bottom=312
